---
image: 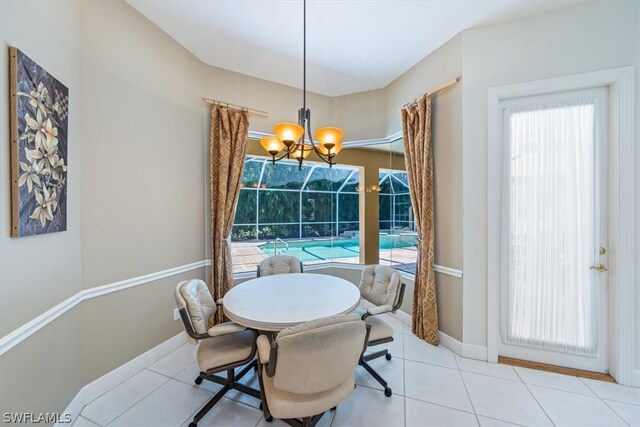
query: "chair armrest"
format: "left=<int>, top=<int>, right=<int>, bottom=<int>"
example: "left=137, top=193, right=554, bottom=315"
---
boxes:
left=256, top=335, right=271, bottom=364
left=207, top=322, right=246, bottom=337
left=367, top=304, right=393, bottom=316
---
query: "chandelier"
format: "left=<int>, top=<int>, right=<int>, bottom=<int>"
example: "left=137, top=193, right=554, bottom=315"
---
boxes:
left=259, top=0, right=344, bottom=169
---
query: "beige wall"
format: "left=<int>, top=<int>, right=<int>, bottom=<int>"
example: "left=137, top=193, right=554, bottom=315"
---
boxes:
left=0, top=0, right=83, bottom=336
left=384, top=34, right=464, bottom=340
left=331, top=89, right=387, bottom=141
left=82, top=269, right=203, bottom=383
left=460, top=1, right=640, bottom=348
left=79, top=0, right=206, bottom=289
left=0, top=307, right=82, bottom=420
left=0, top=0, right=84, bottom=416
left=2, top=0, right=638, bottom=418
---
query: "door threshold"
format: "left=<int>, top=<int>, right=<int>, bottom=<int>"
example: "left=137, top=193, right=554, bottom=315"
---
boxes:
left=498, top=357, right=616, bottom=383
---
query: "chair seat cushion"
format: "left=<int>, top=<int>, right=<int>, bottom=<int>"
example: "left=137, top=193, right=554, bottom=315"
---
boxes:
left=364, top=316, right=394, bottom=343
left=197, top=329, right=255, bottom=372
left=262, top=368, right=355, bottom=419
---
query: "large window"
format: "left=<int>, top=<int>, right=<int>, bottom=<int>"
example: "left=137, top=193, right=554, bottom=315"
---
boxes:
left=231, top=157, right=360, bottom=272
left=378, top=169, right=418, bottom=273
left=230, top=158, right=418, bottom=274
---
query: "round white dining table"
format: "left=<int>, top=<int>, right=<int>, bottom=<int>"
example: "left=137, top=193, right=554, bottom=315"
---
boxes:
left=223, top=273, right=361, bottom=331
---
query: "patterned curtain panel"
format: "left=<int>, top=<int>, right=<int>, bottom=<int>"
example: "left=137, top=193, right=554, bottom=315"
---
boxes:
left=401, top=96, right=439, bottom=345
left=209, top=106, right=249, bottom=324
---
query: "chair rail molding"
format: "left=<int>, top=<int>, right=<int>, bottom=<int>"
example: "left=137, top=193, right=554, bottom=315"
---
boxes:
left=0, top=260, right=207, bottom=356
left=487, top=66, right=635, bottom=386
left=1, top=259, right=462, bottom=356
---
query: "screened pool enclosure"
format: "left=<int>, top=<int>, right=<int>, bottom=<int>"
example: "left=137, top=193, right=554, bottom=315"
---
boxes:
left=231, top=156, right=418, bottom=272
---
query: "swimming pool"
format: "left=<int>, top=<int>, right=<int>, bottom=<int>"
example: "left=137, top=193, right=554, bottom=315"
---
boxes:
left=258, top=234, right=418, bottom=262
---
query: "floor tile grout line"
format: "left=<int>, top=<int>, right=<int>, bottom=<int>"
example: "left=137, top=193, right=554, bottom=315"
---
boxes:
left=404, top=395, right=478, bottom=417
left=514, top=380, right=603, bottom=399
left=76, top=414, right=103, bottom=427
left=512, top=368, right=557, bottom=427
left=82, top=369, right=172, bottom=427
left=601, top=398, right=640, bottom=407
left=403, top=355, right=459, bottom=371
left=102, top=375, right=190, bottom=427
left=476, top=414, right=529, bottom=427
left=354, top=381, right=405, bottom=396
left=403, top=345, right=407, bottom=427
left=577, top=376, right=640, bottom=407
left=453, top=351, right=481, bottom=426
left=599, top=398, right=633, bottom=426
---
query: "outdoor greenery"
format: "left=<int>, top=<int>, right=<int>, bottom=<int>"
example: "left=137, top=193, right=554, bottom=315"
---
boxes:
left=230, top=158, right=414, bottom=242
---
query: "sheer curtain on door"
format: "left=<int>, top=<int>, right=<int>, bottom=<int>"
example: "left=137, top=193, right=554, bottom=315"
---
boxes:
left=504, top=99, right=597, bottom=355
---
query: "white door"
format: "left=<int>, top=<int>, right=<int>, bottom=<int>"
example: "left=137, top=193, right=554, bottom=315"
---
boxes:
left=498, top=87, right=609, bottom=373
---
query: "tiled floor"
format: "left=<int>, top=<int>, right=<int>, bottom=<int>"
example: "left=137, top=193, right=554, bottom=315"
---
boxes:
left=75, top=314, right=640, bottom=426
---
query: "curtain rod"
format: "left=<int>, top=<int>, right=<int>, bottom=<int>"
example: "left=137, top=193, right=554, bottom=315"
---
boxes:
left=203, top=98, right=268, bottom=118
left=402, top=76, right=461, bottom=109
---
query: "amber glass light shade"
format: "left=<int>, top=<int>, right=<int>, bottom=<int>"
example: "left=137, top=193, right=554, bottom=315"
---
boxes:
left=260, top=136, right=285, bottom=155
left=315, top=127, right=343, bottom=155
left=273, top=123, right=304, bottom=145
left=318, top=140, right=343, bottom=156
left=292, top=145, right=313, bottom=160
left=315, top=127, right=343, bottom=146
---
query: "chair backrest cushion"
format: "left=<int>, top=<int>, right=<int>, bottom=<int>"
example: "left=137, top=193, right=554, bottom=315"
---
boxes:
left=174, top=279, right=217, bottom=335
left=358, top=265, right=402, bottom=307
left=273, top=314, right=365, bottom=395
left=259, top=255, right=302, bottom=276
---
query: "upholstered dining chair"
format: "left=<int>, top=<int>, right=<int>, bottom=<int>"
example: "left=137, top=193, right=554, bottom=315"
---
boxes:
left=356, top=265, right=406, bottom=397
left=257, top=255, right=303, bottom=277
left=256, top=314, right=370, bottom=427
left=175, top=279, right=260, bottom=427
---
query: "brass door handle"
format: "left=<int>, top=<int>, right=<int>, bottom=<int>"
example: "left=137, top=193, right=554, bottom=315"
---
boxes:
left=590, top=264, right=608, bottom=273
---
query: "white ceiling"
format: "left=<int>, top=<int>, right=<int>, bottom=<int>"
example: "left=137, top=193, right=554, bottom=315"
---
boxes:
left=128, top=0, right=585, bottom=97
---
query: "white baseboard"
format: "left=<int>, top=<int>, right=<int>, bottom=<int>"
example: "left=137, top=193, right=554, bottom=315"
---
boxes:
left=437, top=330, right=464, bottom=355
left=392, top=309, right=412, bottom=326
left=57, top=333, right=187, bottom=426
left=391, top=311, right=488, bottom=361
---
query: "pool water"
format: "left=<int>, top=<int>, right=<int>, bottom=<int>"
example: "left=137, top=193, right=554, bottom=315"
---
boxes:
left=258, top=235, right=418, bottom=262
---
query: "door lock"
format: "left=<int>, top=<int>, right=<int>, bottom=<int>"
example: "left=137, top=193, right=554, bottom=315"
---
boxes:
left=589, top=263, right=608, bottom=273
left=599, top=247, right=607, bottom=256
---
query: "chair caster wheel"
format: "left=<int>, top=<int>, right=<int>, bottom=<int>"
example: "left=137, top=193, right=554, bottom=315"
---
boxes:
left=189, top=422, right=197, bottom=427
left=385, top=353, right=392, bottom=361
left=266, top=416, right=273, bottom=422
left=194, top=376, right=203, bottom=385
left=384, top=387, right=392, bottom=397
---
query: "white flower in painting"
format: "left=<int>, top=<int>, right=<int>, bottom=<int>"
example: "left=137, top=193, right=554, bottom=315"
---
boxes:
left=24, top=109, right=57, bottom=150
left=30, top=186, right=57, bottom=228
left=28, top=82, right=51, bottom=115
left=47, top=154, right=67, bottom=181
left=18, top=160, right=42, bottom=193
left=25, top=146, right=44, bottom=163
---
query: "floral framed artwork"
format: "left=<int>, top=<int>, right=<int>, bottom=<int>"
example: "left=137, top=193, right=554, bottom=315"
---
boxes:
left=9, top=47, right=68, bottom=237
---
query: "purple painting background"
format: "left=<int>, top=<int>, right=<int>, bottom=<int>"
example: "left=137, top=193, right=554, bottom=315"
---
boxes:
left=15, top=49, right=68, bottom=236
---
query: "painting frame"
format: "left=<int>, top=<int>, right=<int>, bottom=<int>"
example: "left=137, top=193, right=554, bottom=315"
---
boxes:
left=9, top=47, right=69, bottom=237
